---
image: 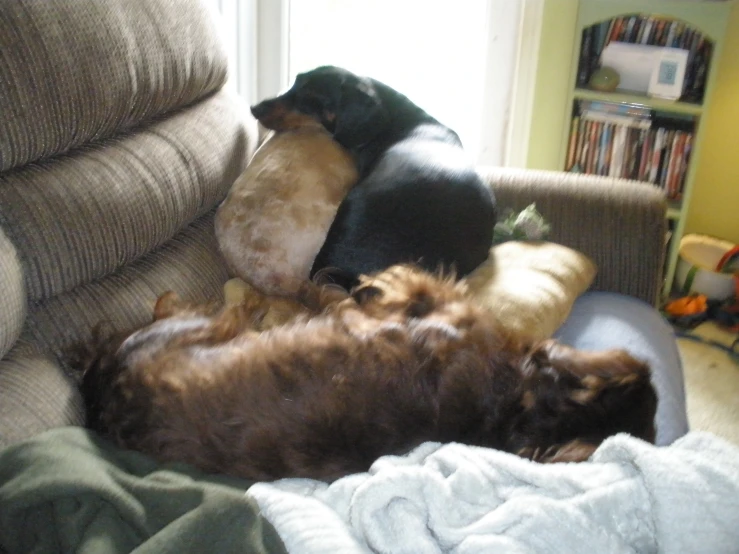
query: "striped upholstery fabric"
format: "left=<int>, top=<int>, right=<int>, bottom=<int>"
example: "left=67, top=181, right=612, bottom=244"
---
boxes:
left=0, top=0, right=257, bottom=447
left=0, top=91, right=256, bottom=301
left=0, top=229, right=25, bottom=359
left=0, top=339, right=85, bottom=448
left=26, top=212, right=230, bottom=364
left=481, top=167, right=667, bottom=305
left=0, top=214, right=230, bottom=448
left=0, top=0, right=228, bottom=172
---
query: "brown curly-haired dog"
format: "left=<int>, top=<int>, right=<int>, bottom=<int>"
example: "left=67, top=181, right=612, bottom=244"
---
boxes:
left=75, top=265, right=657, bottom=482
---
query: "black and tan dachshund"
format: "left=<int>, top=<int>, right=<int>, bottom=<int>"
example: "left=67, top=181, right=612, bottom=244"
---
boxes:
left=251, top=66, right=497, bottom=290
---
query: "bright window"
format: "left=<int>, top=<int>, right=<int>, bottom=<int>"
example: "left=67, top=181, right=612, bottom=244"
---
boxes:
left=213, top=0, right=533, bottom=166
left=288, top=1, right=489, bottom=159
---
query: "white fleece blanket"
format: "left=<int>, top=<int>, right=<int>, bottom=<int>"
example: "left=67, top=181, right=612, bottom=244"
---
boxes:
left=247, top=432, right=739, bottom=554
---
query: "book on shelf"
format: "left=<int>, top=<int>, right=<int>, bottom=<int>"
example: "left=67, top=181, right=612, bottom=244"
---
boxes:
left=577, top=14, right=713, bottom=103
left=580, top=109, right=652, bottom=130
left=565, top=100, right=694, bottom=200
left=579, top=100, right=652, bottom=118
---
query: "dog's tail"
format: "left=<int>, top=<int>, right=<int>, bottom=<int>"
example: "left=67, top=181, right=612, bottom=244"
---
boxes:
left=66, top=323, right=129, bottom=433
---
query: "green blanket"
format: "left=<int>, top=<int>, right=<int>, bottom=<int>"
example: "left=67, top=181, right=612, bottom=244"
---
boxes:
left=0, top=427, right=287, bottom=554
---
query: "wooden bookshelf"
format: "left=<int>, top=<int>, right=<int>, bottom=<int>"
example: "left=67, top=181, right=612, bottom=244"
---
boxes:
left=559, top=0, right=732, bottom=300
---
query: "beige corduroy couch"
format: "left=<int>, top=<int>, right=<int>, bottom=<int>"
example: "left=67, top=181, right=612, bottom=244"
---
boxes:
left=0, top=0, right=667, bottom=450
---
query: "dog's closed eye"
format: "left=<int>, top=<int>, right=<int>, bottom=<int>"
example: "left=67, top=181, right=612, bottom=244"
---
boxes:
left=352, top=285, right=382, bottom=305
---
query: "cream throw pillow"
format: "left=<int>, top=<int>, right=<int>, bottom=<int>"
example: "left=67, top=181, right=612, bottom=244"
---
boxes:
left=463, top=241, right=597, bottom=344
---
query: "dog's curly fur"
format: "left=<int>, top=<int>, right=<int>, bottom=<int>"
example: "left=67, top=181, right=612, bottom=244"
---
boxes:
left=74, top=265, right=657, bottom=482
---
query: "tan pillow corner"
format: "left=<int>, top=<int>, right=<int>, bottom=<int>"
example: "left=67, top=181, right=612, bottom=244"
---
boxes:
left=463, top=241, right=597, bottom=344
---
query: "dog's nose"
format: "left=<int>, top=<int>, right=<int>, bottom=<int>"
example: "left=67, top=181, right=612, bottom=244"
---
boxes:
left=250, top=102, right=270, bottom=119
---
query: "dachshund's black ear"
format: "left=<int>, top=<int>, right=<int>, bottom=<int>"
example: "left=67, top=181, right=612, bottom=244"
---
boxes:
left=333, top=77, right=389, bottom=148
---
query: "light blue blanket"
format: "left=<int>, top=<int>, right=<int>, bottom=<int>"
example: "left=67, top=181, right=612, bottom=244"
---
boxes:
left=248, top=432, right=739, bottom=554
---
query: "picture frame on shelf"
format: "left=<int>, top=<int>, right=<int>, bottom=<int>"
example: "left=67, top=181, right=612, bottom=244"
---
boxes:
left=600, top=42, right=660, bottom=94
left=648, top=48, right=689, bottom=101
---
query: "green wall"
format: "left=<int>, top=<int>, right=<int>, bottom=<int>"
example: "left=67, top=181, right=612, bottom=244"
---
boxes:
left=526, top=0, right=579, bottom=170
left=685, top=2, right=739, bottom=244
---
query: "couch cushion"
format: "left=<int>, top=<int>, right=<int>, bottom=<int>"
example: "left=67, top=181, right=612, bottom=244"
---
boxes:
left=25, top=212, right=230, bottom=363
left=0, top=339, right=84, bottom=449
left=0, top=229, right=25, bottom=359
left=0, top=91, right=256, bottom=301
left=464, top=241, right=597, bottom=344
left=0, top=0, right=229, bottom=171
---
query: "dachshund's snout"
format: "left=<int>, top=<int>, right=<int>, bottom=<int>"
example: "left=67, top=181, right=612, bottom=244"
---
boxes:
left=250, top=97, right=322, bottom=132
left=250, top=99, right=279, bottom=121
left=250, top=98, right=288, bottom=130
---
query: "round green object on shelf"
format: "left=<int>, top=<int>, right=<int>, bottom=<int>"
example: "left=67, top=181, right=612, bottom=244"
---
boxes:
left=589, top=66, right=620, bottom=92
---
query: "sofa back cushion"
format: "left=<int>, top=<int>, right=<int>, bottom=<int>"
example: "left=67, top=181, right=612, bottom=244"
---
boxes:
left=0, top=92, right=251, bottom=301
left=0, top=229, right=25, bottom=359
left=0, top=0, right=228, bottom=172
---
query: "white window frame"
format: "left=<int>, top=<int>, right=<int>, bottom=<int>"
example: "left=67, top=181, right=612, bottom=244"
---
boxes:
left=506, top=0, right=544, bottom=168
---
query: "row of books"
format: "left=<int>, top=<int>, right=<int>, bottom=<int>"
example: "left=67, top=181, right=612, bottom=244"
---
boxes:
left=577, top=15, right=714, bottom=103
left=565, top=104, right=694, bottom=200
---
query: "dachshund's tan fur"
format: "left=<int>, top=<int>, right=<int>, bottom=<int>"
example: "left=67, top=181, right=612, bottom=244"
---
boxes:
left=215, top=122, right=358, bottom=297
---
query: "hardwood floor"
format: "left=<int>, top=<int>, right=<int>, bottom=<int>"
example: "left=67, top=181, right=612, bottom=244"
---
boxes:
left=677, top=322, right=739, bottom=446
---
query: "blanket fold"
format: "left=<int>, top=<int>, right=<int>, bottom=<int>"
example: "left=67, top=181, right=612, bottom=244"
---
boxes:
left=248, top=433, right=739, bottom=554
left=2, top=427, right=738, bottom=554
left=0, top=427, right=286, bottom=554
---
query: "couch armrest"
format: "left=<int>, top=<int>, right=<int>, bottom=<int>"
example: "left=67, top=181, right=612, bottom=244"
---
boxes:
left=480, top=167, right=667, bottom=305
